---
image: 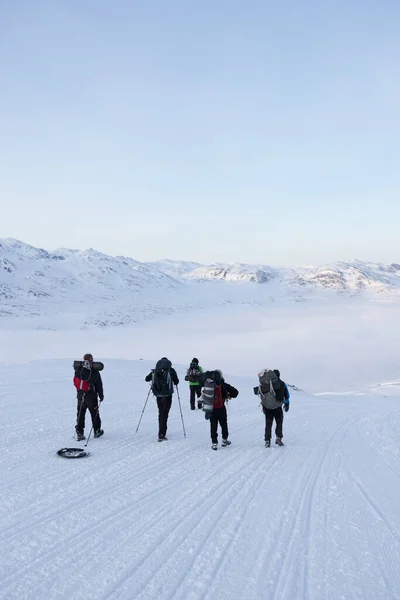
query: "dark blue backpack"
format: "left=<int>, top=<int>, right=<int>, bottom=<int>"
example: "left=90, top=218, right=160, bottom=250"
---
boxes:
left=152, top=358, right=173, bottom=397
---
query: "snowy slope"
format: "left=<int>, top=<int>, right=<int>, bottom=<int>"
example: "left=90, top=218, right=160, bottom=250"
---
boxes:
left=0, top=238, right=185, bottom=329
left=0, top=359, right=399, bottom=600
left=146, top=259, right=204, bottom=279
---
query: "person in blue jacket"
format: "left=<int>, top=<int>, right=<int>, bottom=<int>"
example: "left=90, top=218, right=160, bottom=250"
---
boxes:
left=263, top=369, right=290, bottom=447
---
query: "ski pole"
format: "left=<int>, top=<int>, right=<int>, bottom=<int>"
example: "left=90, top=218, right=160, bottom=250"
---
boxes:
left=136, top=386, right=152, bottom=433
left=176, top=385, right=186, bottom=438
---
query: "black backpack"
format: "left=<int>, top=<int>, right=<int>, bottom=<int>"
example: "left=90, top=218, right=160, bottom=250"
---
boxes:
left=152, top=358, right=174, bottom=397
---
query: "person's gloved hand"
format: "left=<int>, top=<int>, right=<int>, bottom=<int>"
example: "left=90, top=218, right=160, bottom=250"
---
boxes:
left=283, top=403, right=289, bottom=412
left=100, top=396, right=104, bottom=403
left=205, top=412, right=211, bottom=420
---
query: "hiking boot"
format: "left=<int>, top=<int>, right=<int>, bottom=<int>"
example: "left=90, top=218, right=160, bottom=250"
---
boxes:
left=158, top=435, right=167, bottom=442
left=197, top=402, right=203, bottom=409
left=94, top=429, right=104, bottom=438
left=265, top=440, right=271, bottom=448
left=275, top=438, right=284, bottom=446
left=221, top=439, right=231, bottom=447
left=211, top=443, right=218, bottom=451
left=76, top=431, right=85, bottom=441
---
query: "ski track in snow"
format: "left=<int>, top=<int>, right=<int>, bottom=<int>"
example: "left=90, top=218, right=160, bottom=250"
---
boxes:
left=0, top=361, right=400, bottom=600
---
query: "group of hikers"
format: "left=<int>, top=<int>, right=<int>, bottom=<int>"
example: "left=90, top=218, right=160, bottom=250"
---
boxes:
left=73, top=355, right=291, bottom=450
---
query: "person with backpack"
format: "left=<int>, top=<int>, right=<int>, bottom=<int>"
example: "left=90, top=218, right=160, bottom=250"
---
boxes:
left=185, top=358, right=204, bottom=410
left=74, top=353, right=104, bottom=441
left=201, top=370, right=239, bottom=450
left=256, top=368, right=290, bottom=447
left=145, top=357, right=179, bottom=441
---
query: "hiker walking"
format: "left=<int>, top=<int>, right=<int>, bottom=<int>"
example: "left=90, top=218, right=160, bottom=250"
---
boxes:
left=257, top=368, right=290, bottom=447
left=74, top=353, right=104, bottom=441
left=185, top=357, right=204, bottom=409
left=201, top=370, right=238, bottom=450
left=145, top=357, right=179, bottom=441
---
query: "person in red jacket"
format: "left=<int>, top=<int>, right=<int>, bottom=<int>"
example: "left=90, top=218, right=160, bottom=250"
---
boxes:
left=201, top=370, right=239, bottom=450
left=74, top=353, right=104, bottom=441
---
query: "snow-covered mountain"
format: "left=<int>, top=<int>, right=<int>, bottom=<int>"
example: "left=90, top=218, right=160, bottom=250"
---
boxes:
left=172, top=259, right=400, bottom=291
left=145, top=258, right=204, bottom=279
left=0, top=238, right=183, bottom=329
left=180, top=262, right=280, bottom=284
left=1, top=238, right=399, bottom=330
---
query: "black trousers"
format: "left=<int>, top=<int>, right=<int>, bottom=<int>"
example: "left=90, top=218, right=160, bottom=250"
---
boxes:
left=190, top=385, right=202, bottom=409
left=157, top=396, right=172, bottom=437
left=210, top=405, right=228, bottom=443
left=76, top=392, right=101, bottom=433
left=263, top=407, right=283, bottom=441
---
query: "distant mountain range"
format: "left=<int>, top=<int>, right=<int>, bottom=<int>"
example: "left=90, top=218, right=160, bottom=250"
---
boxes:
left=1, top=238, right=399, bottom=329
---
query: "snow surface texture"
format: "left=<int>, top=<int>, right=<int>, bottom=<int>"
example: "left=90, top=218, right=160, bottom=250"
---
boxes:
left=0, top=359, right=399, bottom=600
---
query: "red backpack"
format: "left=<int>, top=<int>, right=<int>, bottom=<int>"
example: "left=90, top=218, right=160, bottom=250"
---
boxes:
left=73, top=376, right=92, bottom=391
left=213, top=384, right=224, bottom=409
left=73, top=365, right=95, bottom=392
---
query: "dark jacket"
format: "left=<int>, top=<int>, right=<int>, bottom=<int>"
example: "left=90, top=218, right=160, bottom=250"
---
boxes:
left=74, top=367, right=104, bottom=400
left=145, top=368, right=179, bottom=386
left=222, top=382, right=238, bottom=400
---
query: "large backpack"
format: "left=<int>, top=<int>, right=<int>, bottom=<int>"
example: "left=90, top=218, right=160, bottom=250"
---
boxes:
left=186, top=365, right=202, bottom=384
left=201, top=370, right=224, bottom=413
left=258, top=369, right=282, bottom=409
left=152, top=358, right=174, bottom=397
left=73, top=361, right=98, bottom=392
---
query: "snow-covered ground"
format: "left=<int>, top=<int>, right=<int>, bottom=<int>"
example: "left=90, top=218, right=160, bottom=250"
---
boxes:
left=0, top=359, right=399, bottom=600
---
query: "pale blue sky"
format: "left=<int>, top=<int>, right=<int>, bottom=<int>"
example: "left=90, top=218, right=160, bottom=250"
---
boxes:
left=1, top=0, right=399, bottom=265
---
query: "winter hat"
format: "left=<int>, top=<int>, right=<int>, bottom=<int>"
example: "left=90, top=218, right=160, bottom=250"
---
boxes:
left=273, top=369, right=280, bottom=378
left=83, top=353, right=93, bottom=361
left=191, top=358, right=199, bottom=364
left=215, top=369, right=224, bottom=383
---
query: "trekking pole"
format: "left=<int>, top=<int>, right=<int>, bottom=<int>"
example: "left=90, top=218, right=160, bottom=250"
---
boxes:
left=85, top=425, right=93, bottom=447
left=175, top=385, right=186, bottom=438
left=136, top=386, right=152, bottom=433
